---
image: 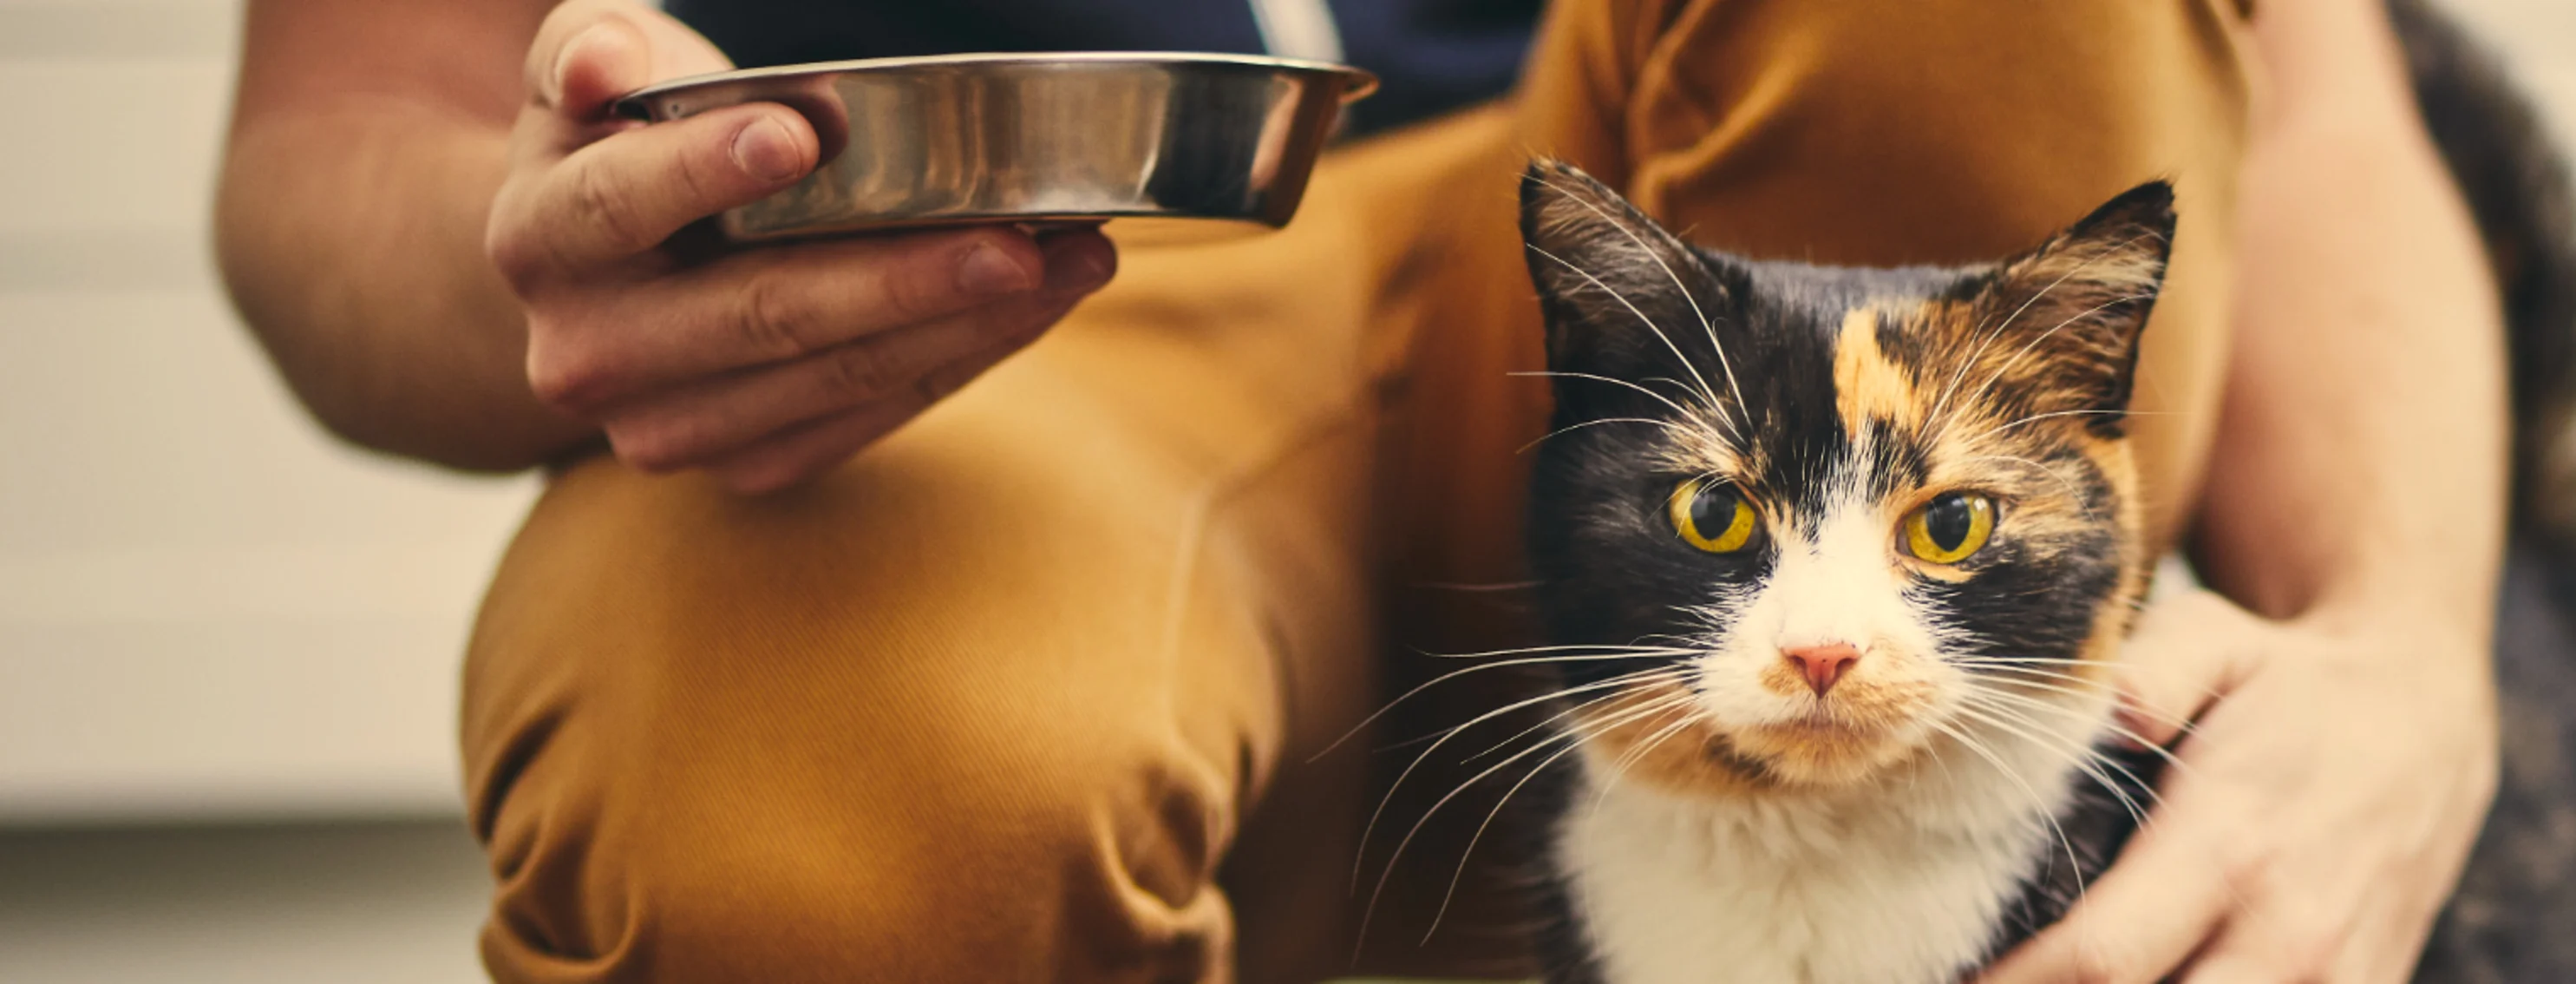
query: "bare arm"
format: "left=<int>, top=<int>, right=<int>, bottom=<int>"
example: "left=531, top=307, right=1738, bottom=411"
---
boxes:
left=217, top=0, right=1115, bottom=486
left=1985, top=0, right=2507, bottom=979
left=218, top=0, right=582, bottom=470
left=2196, top=0, right=2508, bottom=630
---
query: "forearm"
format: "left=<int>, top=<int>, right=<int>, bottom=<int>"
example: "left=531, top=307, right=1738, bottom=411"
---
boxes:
left=2194, top=0, right=2507, bottom=629
left=216, top=100, right=592, bottom=471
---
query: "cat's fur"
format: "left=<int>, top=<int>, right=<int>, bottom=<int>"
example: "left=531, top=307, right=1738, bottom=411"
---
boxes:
left=1507, top=3, right=2576, bottom=981
left=1517, top=163, right=2171, bottom=984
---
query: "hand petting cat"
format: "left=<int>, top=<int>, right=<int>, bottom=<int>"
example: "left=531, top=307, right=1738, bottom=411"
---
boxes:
left=1982, top=592, right=2499, bottom=982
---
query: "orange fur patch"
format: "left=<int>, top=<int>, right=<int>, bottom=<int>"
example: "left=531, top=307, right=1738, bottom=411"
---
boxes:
left=1834, top=307, right=1927, bottom=439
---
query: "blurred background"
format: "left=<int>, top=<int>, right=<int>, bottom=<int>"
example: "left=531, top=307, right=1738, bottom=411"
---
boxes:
left=0, top=0, right=2570, bottom=981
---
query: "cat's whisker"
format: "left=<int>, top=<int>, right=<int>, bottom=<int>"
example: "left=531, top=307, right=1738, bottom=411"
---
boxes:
left=1951, top=655, right=2108, bottom=666
left=1527, top=177, right=1752, bottom=435
left=1406, top=579, right=1542, bottom=594
left=1377, top=674, right=1674, bottom=759
left=1417, top=649, right=1693, bottom=662
left=1313, top=650, right=1690, bottom=762
left=1955, top=289, right=2161, bottom=419
left=1983, top=407, right=2180, bottom=439
left=1958, top=660, right=2133, bottom=692
left=1429, top=641, right=1700, bottom=660
left=1638, top=375, right=1742, bottom=443
left=1947, top=700, right=2159, bottom=827
left=1590, top=702, right=1709, bottom=814
left=1966, top=670, right=2200, bottom=734
left=1961, top=686, right=2199, bottom=776
left=1422, top=692, right=1701, bottom=944
left=1922, top=717, right=2095, bottom=915
left=1950, top=696, right=2154, bottom=803
left=1519, top=415, right=1713, bottom=455
left=1525, top=243, right=1736, bottom=436
left=1369, top=665, right=1687, bottom=761
left=1942, top=706, right=2154, bottom=924
left=1927, top=263, right=2084, bottom=434
left=1949, top=662, right=2202, bottom=734
left=1509, top=370, right=1709, bottom=425
left=1926, top=235, right=2157, bottom=439
left=1462, top=682, right=1671, bottom=764
left=1952, top=660, right=2123, bottom=689
left=1362, top=689, right=1692, bottom=953
left=1350, top=667, right=1686, bottom=889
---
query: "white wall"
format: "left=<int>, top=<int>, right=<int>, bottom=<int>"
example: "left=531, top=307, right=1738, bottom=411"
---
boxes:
left=0, top=0, right=539, bottom=824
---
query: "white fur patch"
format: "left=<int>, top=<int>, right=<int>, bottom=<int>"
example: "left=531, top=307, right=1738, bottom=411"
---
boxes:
left=1558, top=696, right=2109, bottom=984
left=1556, top=473, right=2118, bottom=983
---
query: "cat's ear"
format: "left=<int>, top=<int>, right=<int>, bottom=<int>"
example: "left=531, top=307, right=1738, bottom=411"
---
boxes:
left=1963, top=180, right=2177, bottom=436
left=1519, top=160, right=1720, bottom=375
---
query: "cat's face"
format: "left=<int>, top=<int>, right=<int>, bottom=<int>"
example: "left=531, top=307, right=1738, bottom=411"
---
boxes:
left=1519, top=162, right=2170, bottom=790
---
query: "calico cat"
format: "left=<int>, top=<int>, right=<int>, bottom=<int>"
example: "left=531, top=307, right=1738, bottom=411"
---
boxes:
left=1507, top=4, right=2576, bottom=981
left=1516, top=162, right=2173, bottom=984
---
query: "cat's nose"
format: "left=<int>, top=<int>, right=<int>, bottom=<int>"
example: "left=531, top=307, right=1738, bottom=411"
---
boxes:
left=1782, top=643, right=1861, bottom=696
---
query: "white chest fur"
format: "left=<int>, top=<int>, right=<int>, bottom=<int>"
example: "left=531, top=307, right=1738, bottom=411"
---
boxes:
left=1553, top=728, right=2093, bottom=984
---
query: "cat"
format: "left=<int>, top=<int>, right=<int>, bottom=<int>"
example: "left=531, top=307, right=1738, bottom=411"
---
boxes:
left=1514, top=161, right=2173, bottom=984
left=1506, top=3, right=2576, bottom=981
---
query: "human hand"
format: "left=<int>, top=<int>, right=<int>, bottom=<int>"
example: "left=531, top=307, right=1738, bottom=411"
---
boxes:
left=1979, top=588, right=2498, bottom=983
left=485, top=0, right=1115, bottom=492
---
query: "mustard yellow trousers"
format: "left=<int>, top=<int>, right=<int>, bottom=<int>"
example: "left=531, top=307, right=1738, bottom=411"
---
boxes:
left=462, top=0, right=2252, bottom=980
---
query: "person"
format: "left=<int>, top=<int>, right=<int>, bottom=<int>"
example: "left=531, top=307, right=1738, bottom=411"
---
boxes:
left=215, top=0, right=2509, bottom=981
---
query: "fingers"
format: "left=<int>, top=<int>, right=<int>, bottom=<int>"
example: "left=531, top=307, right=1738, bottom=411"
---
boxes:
left=492, top=0, right=802, bottom=282
left=2175, top=915, right=2349, bottom=984
left=494, top=102, right=820, bottom=282
left=592, top=229, right=1115, bottom=482
left=1977, top=817, right=2238, bottom=984
left=530, top=226, right=1112, bottom=409
left=601, top=289, right=1077, bottom=472
left=702, top=323, right=1039, bottom=494
left=2115, top=589, right=2262, bottom=746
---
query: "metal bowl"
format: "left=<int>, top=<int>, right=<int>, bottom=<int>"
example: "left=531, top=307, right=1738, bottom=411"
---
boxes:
left=614, top=52, right=1378, bottom=243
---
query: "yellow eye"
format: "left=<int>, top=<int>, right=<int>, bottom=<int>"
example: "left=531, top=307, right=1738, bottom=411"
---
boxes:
left=1670, top=478, right=1760, bottom=554
left=1903, top=491, right=1997, bottom=564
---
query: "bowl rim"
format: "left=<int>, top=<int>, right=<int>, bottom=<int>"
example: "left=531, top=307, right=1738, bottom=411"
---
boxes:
left=618, top=51, right=1381, bottom=108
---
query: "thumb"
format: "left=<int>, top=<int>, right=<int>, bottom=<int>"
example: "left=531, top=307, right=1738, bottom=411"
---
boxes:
left=526, top=3, right=653, bottom=119
left=2110, top=587, right=2259, bottom=747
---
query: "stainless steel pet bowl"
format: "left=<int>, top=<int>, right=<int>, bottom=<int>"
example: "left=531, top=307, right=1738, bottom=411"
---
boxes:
left=614, top=52, right=1379, bottom=242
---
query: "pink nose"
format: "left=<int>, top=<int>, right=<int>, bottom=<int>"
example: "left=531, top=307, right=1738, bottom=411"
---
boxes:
left=1784, top=643, right=1861, bottom=696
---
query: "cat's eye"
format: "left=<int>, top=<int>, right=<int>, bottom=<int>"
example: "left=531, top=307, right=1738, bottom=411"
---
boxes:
left=1902, top=492, right=1997, bottom=565
left=1670, top=478, right=1760, bottom=554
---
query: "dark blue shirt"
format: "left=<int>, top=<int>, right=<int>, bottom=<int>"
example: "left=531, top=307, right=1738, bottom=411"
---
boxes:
left=664, top=0, right=1541, bottom=134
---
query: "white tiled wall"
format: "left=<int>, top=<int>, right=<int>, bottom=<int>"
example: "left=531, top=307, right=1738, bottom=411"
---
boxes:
left=0, top=0, right=539, bottom=824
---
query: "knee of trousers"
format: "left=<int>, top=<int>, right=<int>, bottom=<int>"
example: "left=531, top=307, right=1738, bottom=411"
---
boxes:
left=1524, top=0, right=2254, bottom=264
left=468, top=705, right=1239, bottom=984
left=460, top=413, right=1279, bottom=982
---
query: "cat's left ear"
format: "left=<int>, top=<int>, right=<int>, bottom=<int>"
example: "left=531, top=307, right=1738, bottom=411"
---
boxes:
left=1519, top=160, right=1723, bottom=377
left=1964, top=180, right=2178, bottom=436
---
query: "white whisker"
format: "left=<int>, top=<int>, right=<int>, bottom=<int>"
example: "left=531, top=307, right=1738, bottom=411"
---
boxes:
left=1363, top=690, right=1690, bottom=951
left=1526, top=243, right=1732, bottom=435
left=1529, top=177, right=1750, bottom=432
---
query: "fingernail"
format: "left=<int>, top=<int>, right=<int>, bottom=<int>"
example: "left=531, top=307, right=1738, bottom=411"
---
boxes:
left=956, top=241, right=1037, bottom=296
left=731, top=117, right=805, bottom=183
left=1043, top=240, right=1116, bottom=292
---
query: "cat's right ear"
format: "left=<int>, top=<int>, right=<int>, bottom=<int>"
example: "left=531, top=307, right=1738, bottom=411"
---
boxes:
left=1519, top=161, right=1719, bottom=375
